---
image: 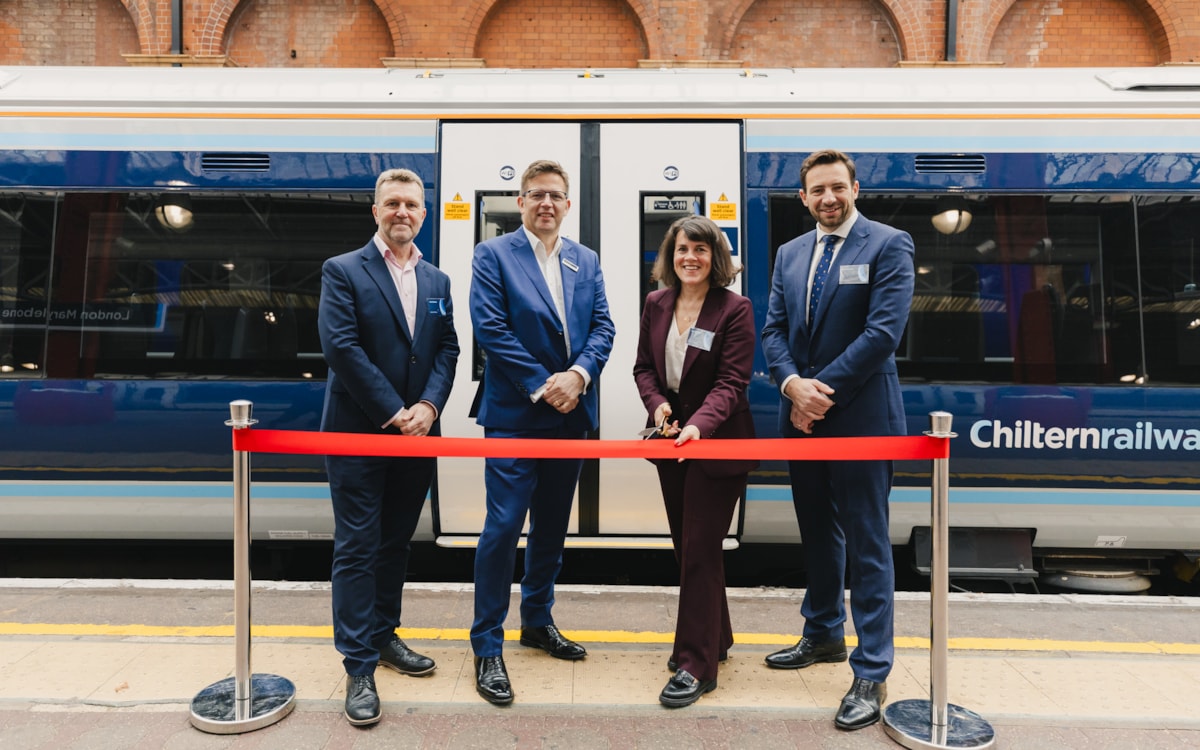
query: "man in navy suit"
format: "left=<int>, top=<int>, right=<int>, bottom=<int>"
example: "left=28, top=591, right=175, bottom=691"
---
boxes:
left=761, top=149, right=914, bottom=730
left=468, top=159, right=615, bottom=706
left=318, top=168, right=459, bottom=726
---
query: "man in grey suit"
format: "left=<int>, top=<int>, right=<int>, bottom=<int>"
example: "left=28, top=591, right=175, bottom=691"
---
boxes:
left=318, top=168, right=459, bottom=726
left=761, top=149, right=914, bottom=731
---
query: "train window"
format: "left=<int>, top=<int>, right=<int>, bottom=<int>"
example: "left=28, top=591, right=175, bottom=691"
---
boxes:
left=638, top=193, right=703, bottom=308
left=1132, top=197, right=1200, bottom=385
left=766, top=193, right=1200, bottom=387
left=0, top=193, right=56, bottom=378
left=0, top=192, right=373, bottom=381
left=472, top=192, right=522, bottom=382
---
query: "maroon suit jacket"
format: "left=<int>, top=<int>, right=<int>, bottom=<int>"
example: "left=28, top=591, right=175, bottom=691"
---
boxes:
left=633, top=285, right=757, bottom=477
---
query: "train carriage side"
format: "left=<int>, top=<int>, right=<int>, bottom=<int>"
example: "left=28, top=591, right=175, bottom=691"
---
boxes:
left=739, top=71, right=1200, bottom=581
left=1, top=66, right=1198, bottom=588
left=0, top=68, right=440, bottom=543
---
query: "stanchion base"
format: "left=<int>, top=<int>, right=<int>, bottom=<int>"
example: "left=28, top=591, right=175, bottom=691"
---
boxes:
left=882, top=699, right=995, bottom=749
left=189, top=673, right=296, bottom=735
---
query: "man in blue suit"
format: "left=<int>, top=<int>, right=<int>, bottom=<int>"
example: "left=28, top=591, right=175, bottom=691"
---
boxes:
left=318, top=168, right=459, bottom=726
left=468, top=159, right=615, bottom=706
left=761, top=149, right=914, bottom=730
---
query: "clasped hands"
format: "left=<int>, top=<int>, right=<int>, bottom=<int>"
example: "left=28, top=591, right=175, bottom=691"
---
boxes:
left=542, top=370, right=585, bottom=414
left=784, top=377, right=835, bottom=434
left=652, top=403, right=700, bottom=462
left=392, top=401, right=436, bottom=436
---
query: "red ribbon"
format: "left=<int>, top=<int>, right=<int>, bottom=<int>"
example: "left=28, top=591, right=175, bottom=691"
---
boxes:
left=233, top=429, right=948, bottom=462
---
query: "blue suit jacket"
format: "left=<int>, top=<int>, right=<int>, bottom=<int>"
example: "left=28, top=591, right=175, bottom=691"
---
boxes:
left=761, top=213, right=914, bottom=437
left=469, top=229, right=615, bottom=433
left=318, top=239, right=459, bottom=434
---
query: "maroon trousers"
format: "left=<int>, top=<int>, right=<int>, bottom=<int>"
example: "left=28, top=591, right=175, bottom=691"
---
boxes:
left=656, top=461, right=747, bottom=681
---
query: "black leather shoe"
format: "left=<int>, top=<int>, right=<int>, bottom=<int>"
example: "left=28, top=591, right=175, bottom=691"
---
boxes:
left=344, top=673, right=381, bottom=726
left=835, top=677, right=887, bottom=730
left=474, top=655, right=514, bottom=706
left=519, top=624, right=587, bottom=660
left=667, top=650, right=727, bottom=672
left=377, top=635, right=435, bottom=676
left=658, top=669, right=717, bottom=708
left=764, top=636, right=847, bottom=669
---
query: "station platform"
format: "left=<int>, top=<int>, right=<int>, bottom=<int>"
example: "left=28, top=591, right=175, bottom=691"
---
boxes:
left=1, top=578, right=1199, bottom=749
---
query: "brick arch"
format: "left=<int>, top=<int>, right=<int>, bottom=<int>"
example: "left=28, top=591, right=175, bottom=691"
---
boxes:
left=456, top=0, right=660, bottom=59
left=219, top=0, right=394, bottom=67
left=976, top=0, right=1180, bottom=58
left=976, top=0, right=1018, bottom=59
left=200, top=0, right=406, bottom=59
left=0, top=0, right=140, bottom=64
left=987, top=0, right=1167, bottom=66
left=721, top=0, right=905, bottom=68
left=471, top=0, right=649, bottom=68
left=115, top=0, right=157, bottom=54
left=360, top=0, right=414, bottom=52
left=196, top=0, right=243, bottom=57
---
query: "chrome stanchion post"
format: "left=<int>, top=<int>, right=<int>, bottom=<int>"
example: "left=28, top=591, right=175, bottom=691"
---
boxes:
left=190, top=400, right=296, bottom=734
left=883, top=412, right=994, bottom=750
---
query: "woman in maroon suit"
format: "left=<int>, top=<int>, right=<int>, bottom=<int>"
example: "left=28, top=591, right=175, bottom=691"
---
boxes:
left=633, top=216, right=757, bottom=708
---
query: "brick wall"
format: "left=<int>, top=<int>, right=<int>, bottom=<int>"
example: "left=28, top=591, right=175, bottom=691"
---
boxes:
left=474, top=0, right=648, bottom=68
left=225, top=0, right=393, bottom=67
left=989, top=0, right=1162, bottom=66
left=2, top=0, right=1200, bottom=68
left=730, top=0, right=902, bottom=68
left=0, top=0, right=138, bottom=66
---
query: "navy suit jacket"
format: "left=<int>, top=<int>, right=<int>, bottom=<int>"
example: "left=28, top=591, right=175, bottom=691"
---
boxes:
left=761, top=213, right=914, bottom=437
left=634, top=286, right=757, bottom=477
left=469, top=229, right=614, bottom=433
left=318, top=239, right=459, bottom=435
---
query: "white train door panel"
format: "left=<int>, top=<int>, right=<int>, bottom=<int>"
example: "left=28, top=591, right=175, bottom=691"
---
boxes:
left=435, top=123, right=582, bottom=543
left=432, top=120, right=743, bottom=549
left=596, top=122, right=744, bottom=544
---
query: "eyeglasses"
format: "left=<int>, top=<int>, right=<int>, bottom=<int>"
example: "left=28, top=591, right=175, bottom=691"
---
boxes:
left=523, top=190, right=568, bottom=204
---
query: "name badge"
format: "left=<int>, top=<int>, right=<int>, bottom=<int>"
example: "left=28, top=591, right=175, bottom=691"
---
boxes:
left=687, top=327, right=715, bottom=351
left=427, top=298, right=447, bottom=316
left=562, top=259, right=579, bottom=273
left=839, top=264, right=869, bottom=284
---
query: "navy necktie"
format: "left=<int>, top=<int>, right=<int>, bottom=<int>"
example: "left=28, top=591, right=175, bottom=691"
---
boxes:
left=809, top=233, right=838, bottom=323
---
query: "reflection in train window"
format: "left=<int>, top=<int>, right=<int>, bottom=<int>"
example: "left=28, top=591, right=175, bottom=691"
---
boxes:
left=0, top=192, right=55, bottom=378
left=767, top=193, right=1200, bottom=387
left=1, top=192, right=374, bottom=380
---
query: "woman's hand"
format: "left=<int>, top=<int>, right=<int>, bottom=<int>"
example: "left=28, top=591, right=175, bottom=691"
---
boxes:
left=674, top=424, right=700, bottom=460
left=653, top=402, right=672, bottom=428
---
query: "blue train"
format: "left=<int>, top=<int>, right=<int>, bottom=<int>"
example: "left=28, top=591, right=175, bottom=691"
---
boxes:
left=1, top=65, right=1197, bottom=588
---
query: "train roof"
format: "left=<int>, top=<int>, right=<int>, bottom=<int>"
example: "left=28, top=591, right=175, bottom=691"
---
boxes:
left=3, top=65, right=1200, bottom=114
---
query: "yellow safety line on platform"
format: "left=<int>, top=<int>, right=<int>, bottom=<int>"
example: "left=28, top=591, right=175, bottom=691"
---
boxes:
left=1, top=622, right=1198, bottom=656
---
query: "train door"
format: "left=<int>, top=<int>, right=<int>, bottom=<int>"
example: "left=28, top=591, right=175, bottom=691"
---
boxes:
left=436, top=123, right=583, bottom=546
left=433, top=121, right=744, bottom=549
left=596, top=123, right=744, bottom=546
